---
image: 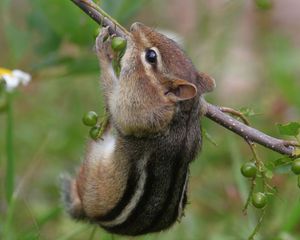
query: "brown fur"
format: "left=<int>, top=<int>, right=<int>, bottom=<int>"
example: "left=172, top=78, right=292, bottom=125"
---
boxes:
left=62, top=22, right=215, bottom=235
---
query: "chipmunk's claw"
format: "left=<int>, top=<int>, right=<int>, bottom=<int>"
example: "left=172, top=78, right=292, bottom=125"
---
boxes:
left=96, top=26, right=114, bottom=62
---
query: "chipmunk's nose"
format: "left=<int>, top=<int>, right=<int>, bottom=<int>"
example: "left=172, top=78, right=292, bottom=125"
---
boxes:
left=130, top=22, right=144, bottom=32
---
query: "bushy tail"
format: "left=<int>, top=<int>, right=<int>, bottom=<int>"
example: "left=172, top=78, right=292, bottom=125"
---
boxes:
left=60, top=174, right=86, bottom=220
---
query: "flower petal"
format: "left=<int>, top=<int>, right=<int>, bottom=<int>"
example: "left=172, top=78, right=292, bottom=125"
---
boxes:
left=3, top=74, right=20, bottom=91
left=12, top=70, right=31, bottom=85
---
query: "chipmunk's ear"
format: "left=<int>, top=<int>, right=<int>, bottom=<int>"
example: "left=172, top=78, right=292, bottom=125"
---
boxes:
left=197, top=72, right=216, bottom=93
left=163, top=78, right=197, bottom=102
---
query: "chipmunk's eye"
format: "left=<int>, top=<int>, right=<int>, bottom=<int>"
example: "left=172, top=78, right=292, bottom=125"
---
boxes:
left=145, top=49, right=157, bottom=64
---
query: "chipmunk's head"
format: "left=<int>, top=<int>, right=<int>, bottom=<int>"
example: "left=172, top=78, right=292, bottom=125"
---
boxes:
left=127, top=22, right=215, bottom=99
left=114, top=22, right=215, bottom=136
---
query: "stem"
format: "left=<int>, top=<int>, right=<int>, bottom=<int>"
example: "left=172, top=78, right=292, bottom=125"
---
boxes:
left=202, top=99, right=299, bottom=157
left=70, top=0, right=130, bottom=38
left=5, top=92, right=14, bottom=204
left=247, top=142, right=264, bottom=172
left=248, top=208, right=266, bottom=240
left=2, top=196, right=17, bottom=239
left=96, top=113, right=109, bottom=140
left=243, top=178, right=256, bottom=214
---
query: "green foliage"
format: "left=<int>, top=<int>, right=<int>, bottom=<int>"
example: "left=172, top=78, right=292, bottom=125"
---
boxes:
left=102, top=0, right=147, bottom=24
left=277, top=122, right=300, bottom=137
left=239, top=107, right=257, bottom=117
left=266, top=35, right=300, bottom=108
left=255, top=0, right=273, bottom=10
left=29, top=0, right=97, bottom=50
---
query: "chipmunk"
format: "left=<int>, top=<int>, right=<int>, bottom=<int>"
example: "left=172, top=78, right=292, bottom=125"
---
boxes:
left=62, top=22, right=215, bottom=236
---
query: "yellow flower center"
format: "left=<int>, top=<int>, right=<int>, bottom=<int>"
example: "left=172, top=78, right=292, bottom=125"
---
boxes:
left=0, top=68, right=12, bottom=76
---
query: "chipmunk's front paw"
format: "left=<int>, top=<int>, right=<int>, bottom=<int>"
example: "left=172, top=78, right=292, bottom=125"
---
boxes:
left=96, top=26, right=114, bottom=62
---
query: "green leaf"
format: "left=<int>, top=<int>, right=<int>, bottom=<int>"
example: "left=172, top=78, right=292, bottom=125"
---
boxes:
left=239, top=107, right=257, bottom=117
left=273, top=157, right=292, bottom=167
left=277, top=122, right=300, bottom=136
left=293, top=148, right=300, bottom=157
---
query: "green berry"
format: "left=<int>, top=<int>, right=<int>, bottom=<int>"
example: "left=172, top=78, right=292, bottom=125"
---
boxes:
left=252, top=192, right=267, bottom=209
left=291, top=159, right=300, bottom=175
left=241, top=162, right=257, bottom=178
left=89, top=126, right=100, bottom=140
left=82, top=111, right=98, bottom=126
left=111, top=37, right=127, bottom=52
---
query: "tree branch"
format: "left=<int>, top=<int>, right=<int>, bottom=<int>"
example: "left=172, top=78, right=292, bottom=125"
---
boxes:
left=70, top=0, right=129, bottom=38
left=201, top=98, right=298, bottom=157
left=70, top=0, right=300, bottom=158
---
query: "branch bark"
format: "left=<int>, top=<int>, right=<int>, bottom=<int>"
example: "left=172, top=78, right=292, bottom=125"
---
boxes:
left=70, top=0, right=299, bottom=158
left=202, top=99, right=297, bottom=157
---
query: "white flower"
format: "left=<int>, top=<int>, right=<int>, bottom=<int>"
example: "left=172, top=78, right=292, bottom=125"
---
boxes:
left=0, top=68, right=31, bottom=92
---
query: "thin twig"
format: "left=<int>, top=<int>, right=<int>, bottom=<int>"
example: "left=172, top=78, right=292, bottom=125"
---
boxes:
left=243, top=178, right=256, bottom=215
left=220, top=106, right=250, bottom=126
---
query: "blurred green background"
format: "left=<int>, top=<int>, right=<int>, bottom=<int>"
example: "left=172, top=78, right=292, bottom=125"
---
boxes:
left=1, top=0, right=300, bottom=239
